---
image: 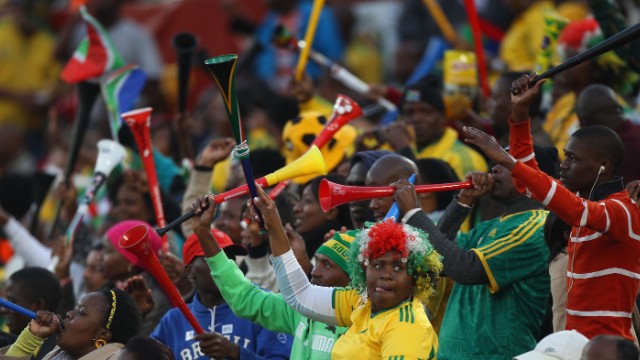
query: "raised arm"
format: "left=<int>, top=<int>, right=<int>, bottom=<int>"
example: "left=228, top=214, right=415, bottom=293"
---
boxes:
left=392, top=178, right=492, bottom=285
left=251, top=185, right=339, bottom=326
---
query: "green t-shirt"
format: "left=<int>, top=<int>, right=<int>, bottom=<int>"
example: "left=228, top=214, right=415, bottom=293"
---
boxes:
left=438, top=210, right=550, bottom=360
left=206, top=252, right=347, bottom=359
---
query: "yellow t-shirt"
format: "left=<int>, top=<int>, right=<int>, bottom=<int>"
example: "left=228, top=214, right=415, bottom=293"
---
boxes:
left=543, top=92, right=578, bottom=160
left=415, top=127, right=488, bottom=182
left=499, top=1, right=556, bottom=72
left=415, top=127, right=487, bottom=233
left=0, top=19, right=59, bottom=129
left=331, top=288, right=438, bottom=359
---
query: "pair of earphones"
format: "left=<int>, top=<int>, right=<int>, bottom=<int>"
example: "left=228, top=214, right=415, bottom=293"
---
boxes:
left=568, top=164, right=607, bottom=295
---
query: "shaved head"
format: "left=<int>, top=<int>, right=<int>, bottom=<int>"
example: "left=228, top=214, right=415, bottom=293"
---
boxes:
left=366, top=154, right=419, bottom=186
left=365, top=154, right=418, bottom=220
left=577, top=84, right=624, bottom=128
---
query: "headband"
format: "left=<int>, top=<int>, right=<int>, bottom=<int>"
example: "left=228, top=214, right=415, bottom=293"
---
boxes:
left=106, top=290, right=117, bottom=330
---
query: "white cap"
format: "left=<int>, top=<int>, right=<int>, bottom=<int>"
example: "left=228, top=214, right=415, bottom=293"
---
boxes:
left=514, top=330, right=590, bottom=360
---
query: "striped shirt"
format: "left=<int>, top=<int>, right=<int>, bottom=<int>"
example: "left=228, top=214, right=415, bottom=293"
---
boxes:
left=509, top=118, right=640, bottom=340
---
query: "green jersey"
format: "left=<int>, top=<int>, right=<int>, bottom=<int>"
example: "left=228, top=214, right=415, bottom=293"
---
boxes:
left=438, top=210, right=550, bottom=360
left=206, top=253, right=347, bottom=359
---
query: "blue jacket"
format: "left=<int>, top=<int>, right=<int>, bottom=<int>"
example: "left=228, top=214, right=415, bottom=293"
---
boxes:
left=151, top=293, right=293, bottom=360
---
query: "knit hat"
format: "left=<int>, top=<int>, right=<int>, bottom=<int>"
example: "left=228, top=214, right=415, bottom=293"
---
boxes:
left=105, top=220, right=162, bottom=270
left=514, top=330, right=589, bottom=360
left=182, top=229, right=248, bottom=266
left=400, top=77, right=445, bottom=112
left=315, top=231, right=357, bottom=273
left=350, top=150, right=394, bottom=172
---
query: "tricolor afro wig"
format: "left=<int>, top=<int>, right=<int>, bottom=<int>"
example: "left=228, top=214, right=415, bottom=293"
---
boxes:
left=348, top=219, right=443, bottom=303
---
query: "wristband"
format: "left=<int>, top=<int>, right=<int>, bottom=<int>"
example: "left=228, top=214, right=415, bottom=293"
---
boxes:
left=455, top=195, right=474, bottom=209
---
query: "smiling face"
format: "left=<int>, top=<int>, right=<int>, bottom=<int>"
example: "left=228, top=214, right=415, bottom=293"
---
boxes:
left=365, top=250, right=414, bottom=313
left=310, top=253, right=350, bottom=287
left=58, top=292, right=111, bottom=358
left=293, top=185, right=333, bottom=234
left=559, top=137, right=602, bottom=194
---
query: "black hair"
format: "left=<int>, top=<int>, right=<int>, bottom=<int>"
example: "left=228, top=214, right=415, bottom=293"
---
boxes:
left=616, top=336, right=640, bottom=360
left=268, top=95, right=300, bottom=130
left=543, top=212, right=570, bottom=263
left=416, top=158, right=460, bottom=211
left=99, top=289, right=141, bottom=344
left=571, top=125, right=625, bottom=174
left=106, top=172, right=183, bottom=237
left=9, top=268, right=61, bottom=312
left=122, top=336, right=175, bottom=360
left=248, top=149, right=286, bottom=179
left=307, top=175, right=353, bottom=229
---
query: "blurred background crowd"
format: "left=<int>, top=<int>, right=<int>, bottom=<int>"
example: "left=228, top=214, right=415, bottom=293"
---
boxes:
left=1, top=0, right=640, bottom=358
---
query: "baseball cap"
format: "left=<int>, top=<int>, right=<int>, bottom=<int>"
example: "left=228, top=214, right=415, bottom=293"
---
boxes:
left=514, top=330, right=589, bottom=360
left=183, top=229, right=248, bottom=266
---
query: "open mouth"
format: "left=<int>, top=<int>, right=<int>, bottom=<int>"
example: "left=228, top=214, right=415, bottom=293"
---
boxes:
left=375, top=286, right=393, bottom=293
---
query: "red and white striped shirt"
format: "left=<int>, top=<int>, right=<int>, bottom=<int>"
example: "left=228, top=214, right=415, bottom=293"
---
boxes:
left=508, top=119, right=640, bottom=340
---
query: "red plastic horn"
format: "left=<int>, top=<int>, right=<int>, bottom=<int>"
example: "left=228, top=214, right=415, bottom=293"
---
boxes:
left=311, top=94, right=362, bottom=149
left=119, top=225, right=204, bottom=335
left=122, top=107, right=169, bottom=253
left=318, top=179, right=473, bottom=212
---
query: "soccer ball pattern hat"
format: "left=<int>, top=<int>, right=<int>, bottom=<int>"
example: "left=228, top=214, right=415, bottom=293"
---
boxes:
left=282, top=111, right=356, bottom=184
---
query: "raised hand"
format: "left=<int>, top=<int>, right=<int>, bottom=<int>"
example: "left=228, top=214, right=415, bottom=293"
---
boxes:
left=191, top=195, right=217, bottom=237
left=391, top=178, right=420, bottom=216
left=249, top=184, right=282, bottom=232
left=510, top=74, right=546, bottom=123
left=123, top=275, right=155, bottom=317
left=379, top=123, right=413, bottom=151
left=288, top=73, right=314, bottom=104
left=196, top=138, right=235, bottom=168
left=463, top=126, right=516, bottom=170
left=195, top=332, right=240, bottom=360
left=29, top=310, right=60, bottom=338
left=457, top=171, right=495, bottom=206
left=159, top=252, right=193, bottom=297
left=53, top=235, right=73, bottom=281
left=251, top=184, right=289, bottom=256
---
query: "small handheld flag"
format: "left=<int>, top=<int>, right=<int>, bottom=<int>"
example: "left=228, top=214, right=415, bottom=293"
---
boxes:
left=61, top=6, right=124, bottom=83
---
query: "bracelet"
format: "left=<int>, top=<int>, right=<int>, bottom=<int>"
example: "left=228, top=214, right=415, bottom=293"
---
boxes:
left=455, top=195, right=474, bottom=209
